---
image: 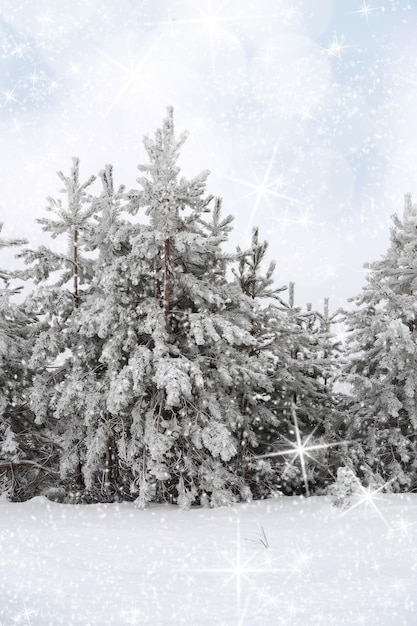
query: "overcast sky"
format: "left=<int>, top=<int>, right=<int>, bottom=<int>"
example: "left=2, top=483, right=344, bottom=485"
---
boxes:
left=1, top=0, right=416, bottom=311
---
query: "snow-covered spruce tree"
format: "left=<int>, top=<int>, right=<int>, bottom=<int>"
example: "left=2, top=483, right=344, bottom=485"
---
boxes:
left=59, top=163, right=133, bottom=502
left=342, top=194, right=417, bottom=491
left=20, top=158, right=97, bottom=497
left=297, top=296, right=345, bottom=491
left=258, top=283, right=343, bottom=495
left=71, top=108, right=275, bottom=508
left=233, top=227, right=289, bottom=497
left=0, top=226, right=56, bottom=500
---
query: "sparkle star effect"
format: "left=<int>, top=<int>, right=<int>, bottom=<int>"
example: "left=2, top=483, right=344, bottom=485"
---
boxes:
left=47, top=582, right=67, bottom=599
left=227, top=147, right=310, bottom=240
left=275, top=208, right=320, bottom=231
left=11, top=40, right=29, bottom=59
left=24, top=68, right=42, bottom=87
left=196, top=519, right=284, bottom=624
left=389, top=515, right=417, bottom=540
left=12, top=604, right=38, bottom=625
left=333, top=321, right=347, bottom=346
left=351, top=1, right=381, bottom=22
left=91, top=35, right=165, bottom=129
left=341, top=476, right=397, bottom=528
left=0, top=88, right=21, bottom=107
left=323, top=34, right=353, bottom=60
left=285, top=547, right=313, bottom=582
left=257, top=402, right=350, bottom=496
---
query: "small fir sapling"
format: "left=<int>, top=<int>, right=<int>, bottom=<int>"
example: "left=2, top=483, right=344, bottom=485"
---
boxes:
left=330, top=466, right=361, bottom=509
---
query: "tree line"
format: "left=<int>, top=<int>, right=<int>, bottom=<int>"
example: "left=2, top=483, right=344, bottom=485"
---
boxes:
left=0, top=109, right=415, bottom=507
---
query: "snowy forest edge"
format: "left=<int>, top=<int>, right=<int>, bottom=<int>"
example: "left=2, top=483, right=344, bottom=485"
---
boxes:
left=1, top=107, right=416, bottom=509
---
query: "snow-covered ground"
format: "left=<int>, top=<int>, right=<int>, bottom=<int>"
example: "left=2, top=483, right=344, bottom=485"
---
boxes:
left=0, top=494, right=416, bottom=625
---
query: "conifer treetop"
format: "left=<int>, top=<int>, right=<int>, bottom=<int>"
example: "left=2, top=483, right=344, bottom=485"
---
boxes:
left=128, top=107, right=212, bottom=235
left=38, top=157, right=97, bottom=238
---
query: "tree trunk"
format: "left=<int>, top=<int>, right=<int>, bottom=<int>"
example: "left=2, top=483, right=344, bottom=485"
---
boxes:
left=164, top=238, right=171, bottom=334
left=104, top=427, right=118, bottom=501
left=155, top=248, right=162, bottom=301
left=73, top=228, right=79, bottom=309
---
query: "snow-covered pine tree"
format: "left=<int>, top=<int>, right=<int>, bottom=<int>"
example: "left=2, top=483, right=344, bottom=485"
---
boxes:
left=64, top=163, right=134, bottom=501
left=0, top=225, right=55, bottom=499
left=258, top=284, right=343, bottom=495
left=20, top=158, right=97, bottom=496
left=233, top=227, right=288, bottom=496
left=131, top=110, right=280, bottom=507
left=342, top=194, right=417, bottom=491
left=298, top=296, right=344, bottom=490
left=70, top=108, right=275, bottom=508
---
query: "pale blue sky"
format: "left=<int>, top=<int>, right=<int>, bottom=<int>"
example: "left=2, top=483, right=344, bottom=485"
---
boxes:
left=1, top=0, right=416, bottom=310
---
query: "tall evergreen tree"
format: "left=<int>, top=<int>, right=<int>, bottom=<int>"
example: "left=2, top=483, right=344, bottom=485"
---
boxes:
left=64, top=108, right=276, bottom=507
left=251, top=280, right=343, bottom=496
left=342, top=194, right=417, bottom=491
left=0, top=226, right=55, bottom=499
left=20, top=158, right=97, bottom=495
left=233, top=227, right=288, bottom=496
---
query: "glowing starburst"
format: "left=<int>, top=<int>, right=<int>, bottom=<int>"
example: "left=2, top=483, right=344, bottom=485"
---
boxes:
left=257, top=403, right=349, bottom=496
left=274, top=207, right=319, bottom=232
left=351, top=1, right=381, bottom=22
left=285, top=547, right=313, bottom=581
left=297, top=104, right=320, bottom=125
left=391, top=577, right=406, bottom=593
left=390, top=515, right=417, bottom=540
left=197, top=519, right=283, bottom=624
left=341, top=477, right=397, bottom=528
left=370, top=557, right=382, bottom=573
left=25, top=68, right=42, bottom=87
left=13, top=604, right=38, bottom=625
left=323, top=35, right=352, bottom=60
left=11, top=40, right=29, bottom=59
left=228, top=146, right=309, bottom=239
left=90, top=35, right=165, bottom=128
left=48, top=582, right=67, bottom=599
left=319, top=261, right=341, bottom=280
left=0, top=87, right=20, bottom=106
left=333, top=321, right=347, bottom=346
left=254, top=583, right=280, bottom=610
left=283, top=594, right=303, bottom=624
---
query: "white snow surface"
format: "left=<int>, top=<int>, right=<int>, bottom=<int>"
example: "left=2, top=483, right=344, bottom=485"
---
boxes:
left=0, top=494, right=416, bottom=625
